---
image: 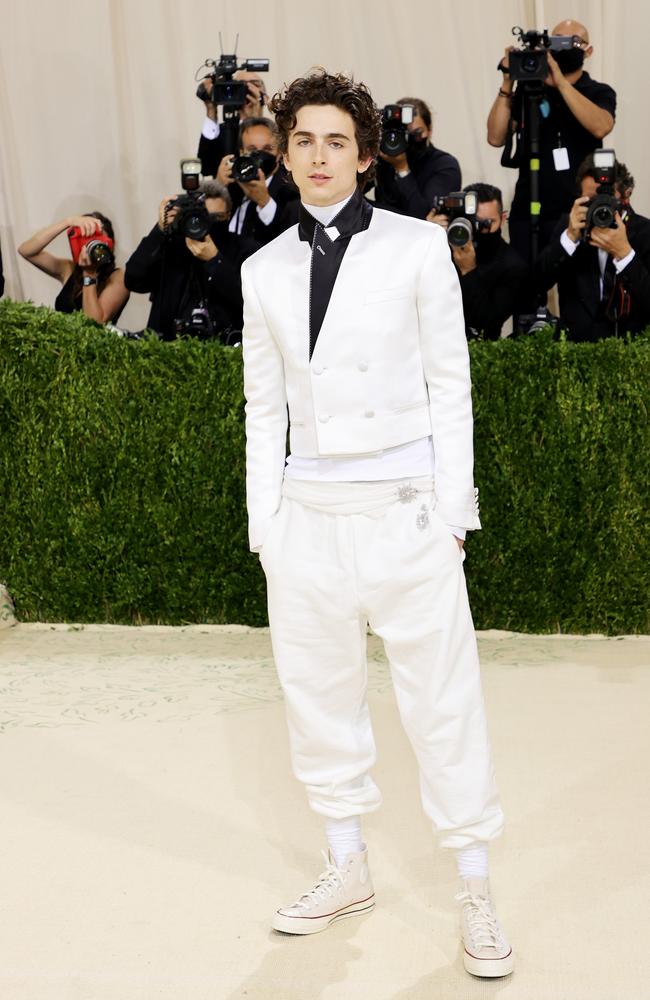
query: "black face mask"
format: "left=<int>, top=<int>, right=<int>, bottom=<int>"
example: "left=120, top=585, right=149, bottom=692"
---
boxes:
left=553, top=48, right=585, bottom=75
left=407, top=132, right=429, bottom=157
left=207, top=218, right=231, bottom=242
left=475, top=228, right=502, bottom=260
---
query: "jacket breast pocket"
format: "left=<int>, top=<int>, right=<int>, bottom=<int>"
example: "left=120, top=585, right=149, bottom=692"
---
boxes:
left=365, top=285, right=412, bottom=305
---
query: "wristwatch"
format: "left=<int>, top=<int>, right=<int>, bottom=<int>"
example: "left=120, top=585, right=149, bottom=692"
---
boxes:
left=82, top=276, right=97, bottom=286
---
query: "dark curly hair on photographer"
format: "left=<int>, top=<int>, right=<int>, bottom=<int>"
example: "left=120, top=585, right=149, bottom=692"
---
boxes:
left=269, top=69, right=382, bottom=185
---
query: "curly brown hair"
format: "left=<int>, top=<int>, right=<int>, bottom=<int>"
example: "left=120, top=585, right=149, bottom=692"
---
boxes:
left=269, top=68, right=382, bottom=185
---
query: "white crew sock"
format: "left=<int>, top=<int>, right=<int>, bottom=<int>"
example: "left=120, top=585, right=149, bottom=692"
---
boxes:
left=455, top=841, right=490, bottom=880
left=325, top=816, right=363, bottom=868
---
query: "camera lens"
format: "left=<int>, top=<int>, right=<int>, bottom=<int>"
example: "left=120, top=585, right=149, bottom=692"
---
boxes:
left=380, top=130, right=407, bottom=157
left=592, top=205, right=615, bottom=228
left=182, top=212, right=210, bottom=241
left=522, top=53, right=542, bottom=74
left=448, top=218, right=473, bottom=247
left=87, top=241, right=114, bottom=268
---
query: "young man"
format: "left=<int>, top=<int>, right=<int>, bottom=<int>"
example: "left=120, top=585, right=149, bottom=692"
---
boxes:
left=242, top=70, right=513, bottom=979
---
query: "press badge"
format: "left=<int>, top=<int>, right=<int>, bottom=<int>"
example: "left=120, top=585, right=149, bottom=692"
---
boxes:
left=553, top=147, right=570, bottom=171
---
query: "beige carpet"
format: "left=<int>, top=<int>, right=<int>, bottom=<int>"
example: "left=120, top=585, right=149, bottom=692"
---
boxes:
left=0, top=623, right=648, bottom=1000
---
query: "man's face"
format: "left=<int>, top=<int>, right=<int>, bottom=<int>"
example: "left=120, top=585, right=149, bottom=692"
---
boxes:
left=579, top=177, right=599, bottom=200
left=240, top=124, right=279, bottom=172
left=476, top=200, right=503, bottom=234
left=284, top=104, right=372, bottom=206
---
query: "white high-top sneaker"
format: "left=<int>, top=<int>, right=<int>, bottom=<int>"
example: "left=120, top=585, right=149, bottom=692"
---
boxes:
left=271, top=847, right=375, bottom=934
left=456, top=877, right=514, bottom=978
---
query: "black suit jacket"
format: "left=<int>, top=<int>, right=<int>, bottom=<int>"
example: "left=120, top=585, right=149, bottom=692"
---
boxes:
left=228, top=168, right=299, bottom=245
left=124, top=223, right=258, bottom=339
left=535, top=210, right=650, bottom=341
left=458, top=236, right=528, bottom=340
left=373, top=144, right=462, bottom=219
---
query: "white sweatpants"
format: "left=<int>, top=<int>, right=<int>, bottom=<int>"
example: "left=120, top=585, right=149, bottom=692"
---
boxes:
left=259, top=476, right=504, bottom=851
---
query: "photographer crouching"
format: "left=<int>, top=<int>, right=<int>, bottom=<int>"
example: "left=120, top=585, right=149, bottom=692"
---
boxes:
left=215, top=117, right=299, bottom=244
left=125, top=163, right=257, bottom=342
left=535, top=151, right=650, bottom=340
left=429, top=184, right=527, bottom=339
left=373, top=98, right=461, bottom=219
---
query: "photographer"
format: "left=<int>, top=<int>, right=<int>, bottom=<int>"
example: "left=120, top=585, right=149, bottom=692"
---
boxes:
left=535, top=155, right=650, bottom=341
left=17, top=212, right=129, bottom=323
left=197, top=70, right=269, bottom=178
left=429, top=184, right=527, bottom=339
left=374, top=98, right=461, bottom=219
left=124, top=179, right=257, bottom=341
left=487, top=19, right=616, bottom=261
left=215, top=117, right=299, bottom=245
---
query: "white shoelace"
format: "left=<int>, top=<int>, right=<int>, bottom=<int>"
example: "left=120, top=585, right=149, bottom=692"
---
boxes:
left=295, top=851, right=346, bottom=910
left=455, top=889, right=504, bottom=949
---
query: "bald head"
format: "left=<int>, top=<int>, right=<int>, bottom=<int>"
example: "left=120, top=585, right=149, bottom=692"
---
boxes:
left=552, top=19, right=590, bottom=43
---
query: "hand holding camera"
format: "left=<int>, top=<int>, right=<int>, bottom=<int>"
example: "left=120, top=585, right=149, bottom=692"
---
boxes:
left=217, top=155, right=235, bottom=187
left=588, top=213, right=631, bottom=260
left=567, top=196, right=589, bottom=242
left=66, top=215, right=101, bottom=238
left=158, top=196, right=180, bottom=233
left=451, top=240, right=477, bottom=276
left=197, top=75, right=219, bottom=121
left=185, top=234, right=218, bottom=262
left=237, top=169, right=271, bottom=207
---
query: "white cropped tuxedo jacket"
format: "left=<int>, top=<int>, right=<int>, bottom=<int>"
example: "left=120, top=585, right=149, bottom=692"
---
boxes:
left=242, top=206, right=481, bottom=552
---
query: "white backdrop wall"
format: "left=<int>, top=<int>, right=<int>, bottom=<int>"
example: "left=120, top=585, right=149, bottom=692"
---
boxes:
left=1, top=0, right=647, bottom=330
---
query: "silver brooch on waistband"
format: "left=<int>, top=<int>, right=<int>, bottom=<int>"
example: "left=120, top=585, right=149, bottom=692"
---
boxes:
left=397, top=483, right=418, bottom=504
left=416, top=504, right=430, bottom=531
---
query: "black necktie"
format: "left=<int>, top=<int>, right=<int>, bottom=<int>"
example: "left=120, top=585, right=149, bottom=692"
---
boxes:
left=602, top=254, right=617, bottom=307
left=298, top=189, right=373, bottom=359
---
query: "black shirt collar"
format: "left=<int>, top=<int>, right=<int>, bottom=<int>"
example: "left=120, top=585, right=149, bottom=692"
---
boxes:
left=298, top=186, right=372, bottom=244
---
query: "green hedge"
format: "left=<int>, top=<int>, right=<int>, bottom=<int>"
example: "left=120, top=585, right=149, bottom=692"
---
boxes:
left=0, top=299, right=648, bottom=633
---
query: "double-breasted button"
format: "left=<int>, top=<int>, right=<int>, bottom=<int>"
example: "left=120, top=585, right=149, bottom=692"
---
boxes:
left=358, top=362, right=369, bottom=372
left=313, top=366, right=325, bottom=375
left=318, top=414, right=330, bottom=423
left=364, top=410, right=375, bottom=418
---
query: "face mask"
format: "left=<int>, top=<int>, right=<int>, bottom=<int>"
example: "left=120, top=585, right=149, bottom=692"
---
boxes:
left=553, top=48, right=585, bottom=75
left=475, top=228, right=502, bottom=259
left=407, top=132, right=429, bottom=157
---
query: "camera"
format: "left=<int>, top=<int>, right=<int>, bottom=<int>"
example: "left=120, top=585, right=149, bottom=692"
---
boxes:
left=515, top=306, right=559, bottom=336
left=67, top=227, right=115, bottom=270
left=584, top=149, right=620, bottom=236
left=231, top=149, right=277, bottom=184
left=380, top=104, right=414, bottom=157
left=195, top=37, right=270, bottom=155
left=174, top=303, right=216, bottom=339
left=508, top=26, right=578, bottom=82
left=196, top=51, right=269, bottom=108
left=164, top=159, right=210, bottom=241
left=431, top=191, right=479, bottom=247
